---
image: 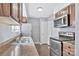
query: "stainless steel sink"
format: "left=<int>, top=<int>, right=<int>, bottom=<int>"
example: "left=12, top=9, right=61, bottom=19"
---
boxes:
left=20, top=38, right=30, bottom=43
left=12, top=36, right=33, bottom=45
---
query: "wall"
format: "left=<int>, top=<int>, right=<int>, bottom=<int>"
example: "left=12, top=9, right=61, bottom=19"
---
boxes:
left=40, top=19, right=48, bottom=44
left=21, top=23, right=32, bottom=36
left=23, top=3, right=27, bottom=17
left=27, top=18, right=50, bottom=44
left=0, top=23, right=20, bottom=43
left=48, top=15, right=60, bottom=39
left=75, top=3, right=79, bottom=56
left=0, top=24, right=11, bottom=42
left=27, top=18, right=40, bottom=43
left=0, top=17, right=20, bottom=43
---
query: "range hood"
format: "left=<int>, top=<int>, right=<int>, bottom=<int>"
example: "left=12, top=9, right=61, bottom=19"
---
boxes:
left=0, top=16, right=19, bottom=25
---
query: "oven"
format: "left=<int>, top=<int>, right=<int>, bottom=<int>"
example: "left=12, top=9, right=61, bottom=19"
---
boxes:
left=50, top=37, right=63, bottom=56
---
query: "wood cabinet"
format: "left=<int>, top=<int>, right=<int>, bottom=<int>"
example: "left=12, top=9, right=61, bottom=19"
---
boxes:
left=55, top=7, right=69, bottom=18
left=11, top=3, right=22, bottom=23
left=63, top=41, right=75, bottom=56
left=69, top=4, right=75, bottom=27
left=0, top=3, right=10, bottom=16
left=21, top=17, right=27, bottom=23
left=11, top=3, right=20, bottom=22
left=55, top=3, right=75, bottom=27
left=0, top=3, right=23, bottom=23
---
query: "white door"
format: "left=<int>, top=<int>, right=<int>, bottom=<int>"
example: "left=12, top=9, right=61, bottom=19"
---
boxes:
left=40, top=19, right=48, bottom=44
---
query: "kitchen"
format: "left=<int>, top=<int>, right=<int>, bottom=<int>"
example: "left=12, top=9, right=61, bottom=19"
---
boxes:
left=0, top=3, right=78, bottom=56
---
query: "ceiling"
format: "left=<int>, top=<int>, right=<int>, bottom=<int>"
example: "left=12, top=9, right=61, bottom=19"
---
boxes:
left=24, top=3, right=70, bottom=18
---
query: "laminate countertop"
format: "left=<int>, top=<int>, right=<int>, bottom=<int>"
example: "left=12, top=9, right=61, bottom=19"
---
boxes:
left=1, top=36, right=39, bottom=56
left=1, top=44, right=39, bottom=56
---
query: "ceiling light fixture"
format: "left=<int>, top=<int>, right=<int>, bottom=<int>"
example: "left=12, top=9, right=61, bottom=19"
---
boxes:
left=37, top=7, right=43, bottom=12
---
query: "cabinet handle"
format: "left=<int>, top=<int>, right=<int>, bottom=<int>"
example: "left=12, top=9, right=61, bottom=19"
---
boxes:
left=68, top=46, right=71, bottom=49
left=68, top=52, right=70, bottom=55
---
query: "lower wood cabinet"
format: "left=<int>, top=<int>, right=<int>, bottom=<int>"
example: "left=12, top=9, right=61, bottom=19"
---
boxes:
left=63, top=41, right=75, bottom=56
left=50, top=38, right=75, bottom=56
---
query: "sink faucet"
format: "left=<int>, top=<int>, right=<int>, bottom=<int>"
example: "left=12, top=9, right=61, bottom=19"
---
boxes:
left=16, top=37, right=21, bottom=43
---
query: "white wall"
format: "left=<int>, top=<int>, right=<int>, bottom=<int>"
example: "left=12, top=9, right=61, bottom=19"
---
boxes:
left=21, top=23, right=32, bottom=36
left=0, top=23, right=20, bottom=43
left=75, top=3, right=79, bottom=56
left=51, top=20, right=60, bottom=39
left=40, top=19, right=48, bottom=44
left=27, top=18, right=50, bottom=44
left=27, top=18, right=40, bottom=43
left=48, top=15, right=60, bottom=39
left=23, top=3, right=27, bottom=17
left=48, top=20, right=53, bottom=44
left=0, top=24, right=11, bottom=42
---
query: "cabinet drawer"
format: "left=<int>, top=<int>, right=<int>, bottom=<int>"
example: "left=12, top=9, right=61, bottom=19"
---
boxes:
left=63, top=42, right=74, bottom=51
left=63, top=42, right=75, bottom=56
left=63, top=50, right=74, bottom=56
left=63, top=47, right=74, bottom=53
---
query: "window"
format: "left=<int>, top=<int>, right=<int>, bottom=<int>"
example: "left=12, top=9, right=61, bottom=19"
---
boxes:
left=11, top=25, right=20, bottom=32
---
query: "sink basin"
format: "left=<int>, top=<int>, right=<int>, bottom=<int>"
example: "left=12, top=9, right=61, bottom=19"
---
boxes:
left=12, top=36, right=33, bottom=45
left=20, top=37, right=30, bottom=43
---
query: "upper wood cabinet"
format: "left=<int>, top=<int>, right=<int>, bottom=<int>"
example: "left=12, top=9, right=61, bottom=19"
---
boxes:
left=21, top=17, right=27, bottom=23
left=55, top=7, right=69, bottom=18
left=11, top=3, right=22, bottom=23
left=55, top=4, right=75, bottom=27
left=0, top=3, right=10, bottom=16
left=0, top=3, right=23, bottom=23
left=11, top=3, right=19, bottom=22
left=68, top=4, right=75, bottom=27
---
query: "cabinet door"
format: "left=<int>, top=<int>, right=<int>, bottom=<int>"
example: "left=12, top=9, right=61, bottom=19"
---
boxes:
left=11, top=3, right=19, bottom=22
left=2, top=3, right=11, bottom=16
left=63, top=42, right=75, bottom=56
left=0, top=3, right=10, bottom=16
left=69, top=4, right=75, bottom=27
left=0, top=4, right=3, bottom=16
left=11, top=3, right=22, bottom=23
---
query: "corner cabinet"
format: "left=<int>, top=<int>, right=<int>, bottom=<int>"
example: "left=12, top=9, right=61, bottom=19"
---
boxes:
left=0, top=3, right=11, bottom=16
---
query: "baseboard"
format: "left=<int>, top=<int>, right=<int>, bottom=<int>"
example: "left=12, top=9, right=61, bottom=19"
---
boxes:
left=34, top=42, right=40, bottom=44
left=34, top=42, right=49, bottom=45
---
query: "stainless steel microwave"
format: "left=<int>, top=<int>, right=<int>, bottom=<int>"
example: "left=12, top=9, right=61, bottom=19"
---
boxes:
left=54, top=14, right=70, bottom=28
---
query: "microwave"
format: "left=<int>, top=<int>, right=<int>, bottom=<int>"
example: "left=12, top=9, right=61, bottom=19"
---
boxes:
left=54, top=14, right=70, bottom=28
